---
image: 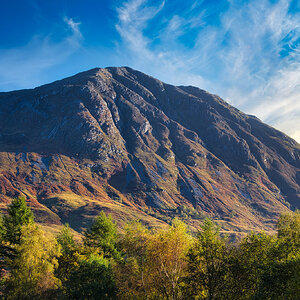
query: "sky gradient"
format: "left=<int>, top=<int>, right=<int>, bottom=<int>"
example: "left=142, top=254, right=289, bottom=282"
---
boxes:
left=1, top=0, right=299, bottom=142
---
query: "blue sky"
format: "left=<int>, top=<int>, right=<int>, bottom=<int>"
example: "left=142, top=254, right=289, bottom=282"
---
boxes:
left=1, top=0, right=300, bottom=142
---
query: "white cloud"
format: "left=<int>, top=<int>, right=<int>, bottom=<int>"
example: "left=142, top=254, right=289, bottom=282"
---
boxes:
left=114, top=0, right=300, bottom=142
left=115, top=0, right=208, bottom=87
left=0, top=17, right=82, bottom=91
left=246, top=62, right=300, bottom=142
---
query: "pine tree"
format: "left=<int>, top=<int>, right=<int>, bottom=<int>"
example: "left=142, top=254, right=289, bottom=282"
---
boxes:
left=3, top=197, right=34, bottom=245
left=56, top=224, right=79, bottom=286
left=84, top=211, right=120, bottom=259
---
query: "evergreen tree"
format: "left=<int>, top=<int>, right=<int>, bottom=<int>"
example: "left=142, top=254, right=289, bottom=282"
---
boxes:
left=3, top=197, right=34, bottom=244
left=84, top=211, right=120, bottom=259
left=1, top=197, right=34, bottom=274
left=57, top=224, right=76, bottom=251
left=56, top=224, right=79, bottom=286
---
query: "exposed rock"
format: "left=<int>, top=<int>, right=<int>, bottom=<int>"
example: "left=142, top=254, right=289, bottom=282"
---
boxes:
left=0, top=66, right=299, bottom=233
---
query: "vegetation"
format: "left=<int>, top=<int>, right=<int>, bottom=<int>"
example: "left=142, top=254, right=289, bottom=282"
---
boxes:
left=5, top=224, right=61, bottom=299
left=0, top=198, right=299, bottom=299
left=3, top=197, right=34, bottom=245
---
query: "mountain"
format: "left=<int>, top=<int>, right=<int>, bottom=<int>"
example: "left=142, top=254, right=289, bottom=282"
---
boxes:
left=0, top=67, right=299, bottom=235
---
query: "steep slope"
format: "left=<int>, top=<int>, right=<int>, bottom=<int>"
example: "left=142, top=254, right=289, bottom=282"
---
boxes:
left=0, top=67, right=299, bottom=234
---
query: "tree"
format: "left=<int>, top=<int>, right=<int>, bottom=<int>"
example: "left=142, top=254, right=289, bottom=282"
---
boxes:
left=3, top=197, right=34, bottom=244
left=56, top=224, right=79, bottom=286
left=0, top=214, right=7, bottom=293
left=185, top=219, right=228, bottom=300
left=232, top=232, right=276, bottom=300
left=254, top=211, right=300, bottom=299
left=276, top=211, right=300, bottom=259
left=64, top=254, right=117, bottom=300
left=0, top=198, right=34, bottom=285
left=255, top=256, right=300, bottom=299
left=57, top=224, right=76, bottom=251
left=0, top=214, right=11, bottom=261
left=116, top=219, right=191, bottom=299
left=146, top=218, right=191, bottom=299
left=5, top=224, right=61, bottom=299
left=84, top=211, right=120, bottom=259
left=116, top=220, right=151, bottom=299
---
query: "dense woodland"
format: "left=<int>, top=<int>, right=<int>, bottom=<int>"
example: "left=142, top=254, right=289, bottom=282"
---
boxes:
left=0, top=198, right=299, bottom=299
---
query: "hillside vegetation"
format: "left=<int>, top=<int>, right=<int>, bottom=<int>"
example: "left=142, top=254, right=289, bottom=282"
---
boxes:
left=1, top=197, right=299, bottom=299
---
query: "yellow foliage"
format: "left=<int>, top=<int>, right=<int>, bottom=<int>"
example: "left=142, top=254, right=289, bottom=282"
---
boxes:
left=6, top=224, right=61, bottom=299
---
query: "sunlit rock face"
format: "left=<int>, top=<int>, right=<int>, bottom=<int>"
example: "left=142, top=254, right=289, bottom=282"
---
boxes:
left=0, top=67, right=299, bottom=233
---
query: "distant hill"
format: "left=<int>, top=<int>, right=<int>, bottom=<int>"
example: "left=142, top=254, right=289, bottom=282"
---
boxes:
left=0, top=67, right=299, bottom=234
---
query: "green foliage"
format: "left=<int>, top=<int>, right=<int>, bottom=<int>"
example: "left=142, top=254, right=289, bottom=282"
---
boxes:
left=185, top=218, right=228, bottom=299
left=175, top=205, right=201, bottom=220
left=227, top=232, right=276, bottom=300
left=57, top=212, right=119, bottom=299
left=0, top=214, right=7, bottom=293
left=55, top=224, right=79, bottom=286
left=64, top=254, right=117, bottom=300
left=3, top=197, right=34, bottom=244
left=253, top=211, right=300, bottom=299
left=116, top=220, right=151, bottom=299
left=56, top=223, right=118, bottom=298
left=57, top=223, right=76, bottom=251
left=5, top=224, right=61, bottom=299
left=255, top=256, right=300, bottom=300
left=276, top=210, right=300, bottom=259
left=1, top=209, right=299, bottom=299
left=0, top=197, right=34, bottom=282
left=84, top=211, right=120, bottom=260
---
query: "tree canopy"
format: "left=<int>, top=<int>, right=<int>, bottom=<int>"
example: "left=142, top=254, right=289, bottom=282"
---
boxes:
left=0, top=201, right=299, bottom=300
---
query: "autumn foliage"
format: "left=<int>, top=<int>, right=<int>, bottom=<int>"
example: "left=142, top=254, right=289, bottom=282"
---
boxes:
left=0, top=198, right=299, bottom=299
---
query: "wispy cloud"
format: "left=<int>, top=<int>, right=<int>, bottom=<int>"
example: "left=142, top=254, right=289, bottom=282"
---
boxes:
left=114, top=0, right=300, bottom=142
left=0, top=17, right=82, bottom=91
left=115, top=0, right=207, bottom=87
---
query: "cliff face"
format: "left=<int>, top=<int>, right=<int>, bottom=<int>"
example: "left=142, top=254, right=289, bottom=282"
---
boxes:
left=0, top=67, right=299, bottom=233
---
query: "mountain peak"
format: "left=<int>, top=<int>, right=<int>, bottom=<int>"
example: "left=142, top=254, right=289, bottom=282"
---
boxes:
left=0, top=67, right=299, bottom=234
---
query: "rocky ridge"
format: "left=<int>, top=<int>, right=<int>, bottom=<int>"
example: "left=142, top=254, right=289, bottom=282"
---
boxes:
left=0, top=67, right=299, bottom=234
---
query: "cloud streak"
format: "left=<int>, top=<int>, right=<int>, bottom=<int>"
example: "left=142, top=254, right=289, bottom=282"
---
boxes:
left=114, top=0, right=300, bottom=142
left=115, top=0, right=207, bottom=87
left=0, top=17, right=82, bottom=91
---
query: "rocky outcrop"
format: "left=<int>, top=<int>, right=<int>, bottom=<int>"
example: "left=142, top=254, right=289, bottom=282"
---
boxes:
left=0, top=67, right=299, bottom=233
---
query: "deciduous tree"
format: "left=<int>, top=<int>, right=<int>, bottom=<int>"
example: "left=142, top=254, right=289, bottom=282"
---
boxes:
left=146, top=218, right=191, bottom=299
left=116, top=221, right=151, bottom=299
left=5, top=224, right=61, bottom=299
